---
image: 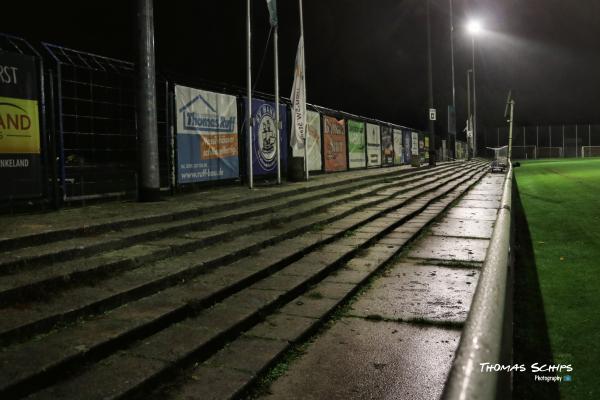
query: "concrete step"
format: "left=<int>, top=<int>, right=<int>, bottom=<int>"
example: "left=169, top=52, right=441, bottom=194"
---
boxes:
left=0, top=165, right=480, bottom=349
left=0, top=165, right=465, bottom=311
left=0, top=165, right=460, bottom=276
left=155, top=172, right=489, bottom=400
left=0, top=163, right=487, bottom=399
left=22, top=166, right=488, bottom=400
left=0, top=164, right=454, bottom=253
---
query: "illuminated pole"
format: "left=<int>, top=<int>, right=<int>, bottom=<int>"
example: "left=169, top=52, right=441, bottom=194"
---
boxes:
left=136, top=0, right=160, bottom=202
left=274, top=24, right=281, bottom=184
left=298, top=0, right=309, bottom=180
left=426, top=0, right=436, bottom=166
left=507, top=100, right=514, bottom=161
left=246, top=0, right=253, bottom=189
left=467, top=20, right=481, bottom=158
left=467, top=69, right=472, bottom=159
left=449, top=0, right=456, bottom=112
left=471, top=36, right=477, bottom=157
left=449, top=0, right=456, bottom=155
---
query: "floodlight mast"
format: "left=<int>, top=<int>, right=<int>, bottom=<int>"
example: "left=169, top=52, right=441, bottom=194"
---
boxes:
left=505, top=90, right=515, bottom=161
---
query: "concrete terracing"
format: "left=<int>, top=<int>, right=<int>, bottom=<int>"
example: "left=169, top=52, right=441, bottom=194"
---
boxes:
left=0, top=160, right=495, bottom=400
left=260, top=173, right=505, bottom=400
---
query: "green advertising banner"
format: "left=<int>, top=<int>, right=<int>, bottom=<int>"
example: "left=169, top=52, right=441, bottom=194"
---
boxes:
left=347, top=119, right=366, bottom=169
left=366, top=123, right=381, bottom=167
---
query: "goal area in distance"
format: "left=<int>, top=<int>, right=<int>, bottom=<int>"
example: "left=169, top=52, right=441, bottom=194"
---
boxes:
left=536, top=147, right=563, bottom=158
left=511, top=145, right=537, bottom=159
left=582, top=146, right=600, bottom=157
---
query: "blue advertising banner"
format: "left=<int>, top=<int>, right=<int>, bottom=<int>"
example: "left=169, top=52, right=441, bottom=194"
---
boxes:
left=246, top=98, right=288, bottom=176
left=176, top=86, right=239, bottom=183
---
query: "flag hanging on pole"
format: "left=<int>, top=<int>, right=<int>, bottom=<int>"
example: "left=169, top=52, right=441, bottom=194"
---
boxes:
left=266, top=0, right=278, bottom=27
left=290, top=37, right=306, bottom=156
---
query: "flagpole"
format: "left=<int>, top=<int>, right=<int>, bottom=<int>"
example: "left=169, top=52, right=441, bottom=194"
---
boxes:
left=274, top=25, right=281, bottom=184
left=246, top=0, right=254, bottom=189
left=299, top=0, right=308, bottom=181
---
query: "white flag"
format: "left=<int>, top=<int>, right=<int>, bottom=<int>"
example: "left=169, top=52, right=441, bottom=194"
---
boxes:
left=290, top=37, right=306, bottom=156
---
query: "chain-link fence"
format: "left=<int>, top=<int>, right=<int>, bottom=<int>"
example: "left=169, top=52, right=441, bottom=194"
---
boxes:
left=43, top=43, right=172, bottom=202
left=484, top=124, right=600, bottom=160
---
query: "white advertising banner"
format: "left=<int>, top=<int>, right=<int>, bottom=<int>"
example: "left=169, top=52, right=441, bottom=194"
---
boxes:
left=306, top=110, right=322, bottom=171
left=293, top=110, right=321, bottom=171
left=393, top=128, right=403, bottom=164
left=175, top=85, right=239, bottom=183
left=411, top=131, right=420, bottom=156
left=366, top=123, right=381, bottom=167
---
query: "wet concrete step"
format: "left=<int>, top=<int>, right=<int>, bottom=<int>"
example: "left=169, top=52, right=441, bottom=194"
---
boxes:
left=0, top=164, right=484, bottom=350
left=20, top=167, right=488, bottom=400
left=2, top=164, right=487, bottom=399
left=154, top=173, right=488, bottom=400
left=0, top=164, right=457, bottom=253
left=0, top=165, right=470, bottom=309
left=249, top=173, right=505, bottom=400
left=0, top=165, right=460, bottom=275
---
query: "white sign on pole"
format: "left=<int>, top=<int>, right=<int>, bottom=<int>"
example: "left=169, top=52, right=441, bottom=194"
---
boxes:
left=429, top=108, right=437, bottom=121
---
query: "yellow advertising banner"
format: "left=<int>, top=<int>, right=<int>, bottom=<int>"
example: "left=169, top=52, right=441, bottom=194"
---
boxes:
left=0, top=96, right=40, bottom=154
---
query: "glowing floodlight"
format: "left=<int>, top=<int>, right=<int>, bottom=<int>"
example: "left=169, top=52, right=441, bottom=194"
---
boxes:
left=467, top=20, right=482, bottom=35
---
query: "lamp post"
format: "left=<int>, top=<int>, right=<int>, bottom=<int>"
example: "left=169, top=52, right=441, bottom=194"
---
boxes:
left=467, top=20, right=481, bottom=158
left=467, top=69, right=472, bottom=159
left=449, top=0, right=456, bottom=158
left=426, top=0, right=436, bottom=166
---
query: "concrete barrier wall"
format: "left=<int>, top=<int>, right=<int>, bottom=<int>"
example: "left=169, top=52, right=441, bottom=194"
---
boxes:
left=441, top=164, right=514, bottom=400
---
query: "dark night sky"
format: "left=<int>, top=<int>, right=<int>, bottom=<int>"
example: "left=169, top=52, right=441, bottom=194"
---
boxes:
left=3, top=0, right=600, bottom=137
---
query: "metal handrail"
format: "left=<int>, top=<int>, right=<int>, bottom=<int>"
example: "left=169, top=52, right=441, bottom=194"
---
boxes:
left=442, top=163, right=513, bottom=400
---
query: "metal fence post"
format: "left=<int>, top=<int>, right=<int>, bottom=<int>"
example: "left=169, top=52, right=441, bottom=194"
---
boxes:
left=562, top=124, right=565, bottom=157
left=575, top=124, right=578, bottom=158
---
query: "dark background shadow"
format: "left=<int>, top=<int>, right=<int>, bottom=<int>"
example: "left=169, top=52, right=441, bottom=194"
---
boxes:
left=512, top=178, right=560, bottom=399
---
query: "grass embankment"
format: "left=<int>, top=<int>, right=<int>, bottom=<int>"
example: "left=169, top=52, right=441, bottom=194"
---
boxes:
left=514, top=158, right=600, bottom=400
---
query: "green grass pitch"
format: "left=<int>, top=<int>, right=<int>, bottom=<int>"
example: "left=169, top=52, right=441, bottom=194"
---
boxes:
left=513, top=158, right=600, bottom=400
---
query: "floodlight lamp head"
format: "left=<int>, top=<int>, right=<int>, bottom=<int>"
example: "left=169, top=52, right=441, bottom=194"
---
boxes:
left=467, top=20, right=482, bottom=35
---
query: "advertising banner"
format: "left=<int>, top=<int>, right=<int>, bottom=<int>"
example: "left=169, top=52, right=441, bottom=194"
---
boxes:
left=411, top=131, right=419, bottom=157
left=381, top=126, right=394, bottom=166
left=347, top=119, right=366, bottom=169
left=248, top=98, right=288, bottom=176
left=0, top=52, right=42, bottom=199
left=323, top=115, right=347, bottom=172
left=366, top=123, right=381, bottom=167
left=393, top=128, right=403, bottom=164
left=404, top=131, right=412, bottom=164
left=293, top=109, right=321, bottom=172
left=419, top=132, right=426, bottom=163
left=176, top=86, right=239, bottom=183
